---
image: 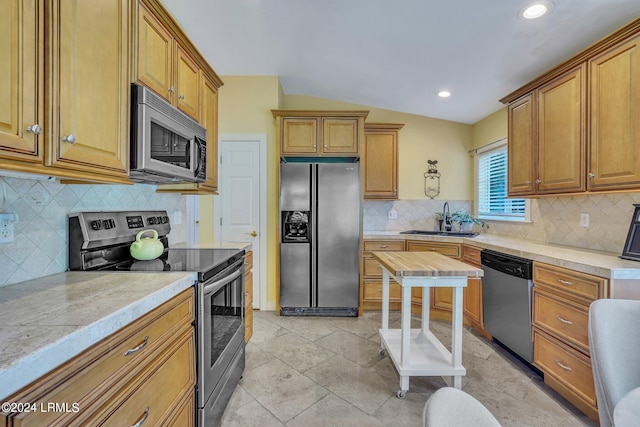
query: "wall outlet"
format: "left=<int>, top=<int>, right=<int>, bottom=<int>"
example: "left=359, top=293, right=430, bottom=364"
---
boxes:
left=580, top=212, right=590, bottom=227
left=173, top=210, right=182, bottom=225
left=388, top=209, right=397, bottom=220
left=0, top=213, right=16, bottom=244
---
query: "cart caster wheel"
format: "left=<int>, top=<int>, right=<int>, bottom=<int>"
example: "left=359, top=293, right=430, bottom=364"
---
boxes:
left=396, top=390, right=406, bottom=399
left=379, top=348, right=387, bottom=357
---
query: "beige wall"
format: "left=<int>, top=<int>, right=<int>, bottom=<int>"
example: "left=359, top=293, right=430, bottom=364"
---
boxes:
left=284, top=95, right=474, bottom=200
left=471, top=107, right=507, bottom=149
left=202, top=76, right=282, bottom=308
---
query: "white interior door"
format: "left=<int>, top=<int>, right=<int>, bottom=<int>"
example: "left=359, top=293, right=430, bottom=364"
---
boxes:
left=215, top=135, right=266, bottom=310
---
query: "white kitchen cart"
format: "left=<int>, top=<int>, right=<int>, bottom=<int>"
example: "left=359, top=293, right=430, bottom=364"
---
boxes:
left=371, top=251, right=483, bottom=398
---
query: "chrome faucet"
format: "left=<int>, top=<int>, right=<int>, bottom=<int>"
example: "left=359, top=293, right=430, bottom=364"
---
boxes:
left=441, top=201, right=452, bottom=232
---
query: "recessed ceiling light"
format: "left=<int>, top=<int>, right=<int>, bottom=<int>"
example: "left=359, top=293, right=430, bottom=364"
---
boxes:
left=438, top=91, right=451, bottom=98
left=520, top=1, right=554, bottom=20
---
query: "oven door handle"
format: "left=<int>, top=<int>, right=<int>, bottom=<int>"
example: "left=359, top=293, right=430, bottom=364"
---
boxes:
left=203, top=268, right=243, bottom=296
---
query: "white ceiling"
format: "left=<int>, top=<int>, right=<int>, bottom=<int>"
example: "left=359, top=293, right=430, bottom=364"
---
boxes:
left=161, top=0, right=640, bottom=124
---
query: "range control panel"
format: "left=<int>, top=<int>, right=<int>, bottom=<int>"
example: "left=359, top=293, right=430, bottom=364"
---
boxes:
left=72, top=210, right=171, bottom=244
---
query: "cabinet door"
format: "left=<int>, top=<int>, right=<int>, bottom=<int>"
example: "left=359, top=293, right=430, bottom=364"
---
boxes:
left=537, top=65, right=586, bottom=194
left=464, top=277, right=482, bottom=325
left=0, top=0, right=42, bottom=163
left=364, top=130, right=398, bottom=199
left=200, top=75, right=219, bottom=191
left=507, top=93, right=536, bottom=196
left=589, top=34, right=640, bottom=191
left=48, top=0, right=129, bottom=177
left=322, top=118, right=359, bottom=155
left=281, top=118, right=318, bottom=154
left=176, top=46, right=200, bottom=120
left=136, top=2, right=174, bottom=102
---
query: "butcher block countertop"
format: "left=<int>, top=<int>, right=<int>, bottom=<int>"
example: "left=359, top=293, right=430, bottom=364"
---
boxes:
left=0, top=271, right=196, bottom=400
left=372, top=251, right=483, bottom=278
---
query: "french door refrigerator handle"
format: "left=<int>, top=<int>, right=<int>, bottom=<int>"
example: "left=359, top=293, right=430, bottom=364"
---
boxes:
left=311, top=163, right=318, bottom=308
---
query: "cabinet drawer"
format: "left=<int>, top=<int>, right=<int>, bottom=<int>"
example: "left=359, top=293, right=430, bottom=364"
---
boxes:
left=533, top=289, right=589, bottom=354
left=406, top=241, right=461, bottom=259
left=4, top=289, right=194, bottom=427
left=533, top=263, right=605, bottom=302
left=533, top=330, right=596, bottom=408
left=90, top=329, right=196, bottom=426
left=364, top=240, right=404, bottom=251
left=462, top=245, right=482, bottom=266
left=363, top=280, right=402, bottom=301
left=363, top=255, right=383, bottom=277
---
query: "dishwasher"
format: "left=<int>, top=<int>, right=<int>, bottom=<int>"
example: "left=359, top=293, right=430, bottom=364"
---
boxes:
left=481, top=249, right=535, bottom=364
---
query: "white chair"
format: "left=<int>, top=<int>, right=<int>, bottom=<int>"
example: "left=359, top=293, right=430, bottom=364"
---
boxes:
left=422, top=387, right=501, bottom=427
left=588, top=299, right=640, bottom=427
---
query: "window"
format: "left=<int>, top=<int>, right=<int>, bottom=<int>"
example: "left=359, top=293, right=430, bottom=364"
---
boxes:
left=474, top=139, right=529, bottom=222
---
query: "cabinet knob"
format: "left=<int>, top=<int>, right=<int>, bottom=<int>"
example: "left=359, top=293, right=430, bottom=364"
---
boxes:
left=25, top=124, right=42, bottom=135
left=324, top=145, right=328, bottom=148
left=525, top=180, right=532, bottom=185
left=178, top=94, right=185, bottom=100
left=535, top=179, right=542, bottom=184
left=168, top=86, right=175, bottom=93
left=588, top=172, right=595, bottom=178
left=62, top=134, right=76, bottom=144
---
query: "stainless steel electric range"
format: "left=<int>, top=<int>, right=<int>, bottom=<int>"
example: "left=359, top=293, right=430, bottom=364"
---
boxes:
left=68, top=210, right=245, bottom=426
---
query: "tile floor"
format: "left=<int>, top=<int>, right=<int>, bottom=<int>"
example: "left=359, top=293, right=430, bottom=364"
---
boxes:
left=221, top=311, right=597, bottom=426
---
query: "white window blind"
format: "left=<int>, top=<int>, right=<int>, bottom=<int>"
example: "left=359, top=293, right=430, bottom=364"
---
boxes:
left=477, top=145, right=526, bottom=221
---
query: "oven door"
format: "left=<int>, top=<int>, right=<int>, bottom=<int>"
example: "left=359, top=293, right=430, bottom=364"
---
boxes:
left=198, top=259, right=245, bottom=407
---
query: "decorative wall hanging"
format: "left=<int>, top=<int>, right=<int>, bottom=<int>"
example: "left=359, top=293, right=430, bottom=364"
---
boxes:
left=424, top=160, right=441, bottom=199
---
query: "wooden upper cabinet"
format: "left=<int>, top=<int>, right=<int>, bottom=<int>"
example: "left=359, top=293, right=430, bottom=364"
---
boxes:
left=363, top=123, right=404, bottom=199
left=274, top=110, right=368, bottom=157
left=537, top=65, right=586, bottom=194
left=502, top=18, right=640, bottom=196
left=588, top=33, right=640, bottom=191
left=507, top=94, right=536, bottom=196
left=135, top=1, right=202, bottom=121
left=0, top=0, right=43, bottom=164
left=176, top=45, right=200, bottom=120
left=136, top=4, right=174, bottom=103
left=322, top=118, right=359, bottom=154
left=48, top=0, right=130, bottom=178
left=281, top=118, right=319, bottom=154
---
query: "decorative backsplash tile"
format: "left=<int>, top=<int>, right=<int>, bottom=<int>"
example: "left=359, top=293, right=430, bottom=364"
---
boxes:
left=0, top=176, right=187, bottom=287
left=364, top=193, right=640, bottom=255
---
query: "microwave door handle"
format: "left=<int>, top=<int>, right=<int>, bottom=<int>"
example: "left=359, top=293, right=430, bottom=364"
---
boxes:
left=194, top=137, right=201, bottom=178
left=185, top=139, right=191, bottom=170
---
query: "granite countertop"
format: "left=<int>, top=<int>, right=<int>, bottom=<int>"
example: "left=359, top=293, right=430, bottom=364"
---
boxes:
left=364, top=231, right=640, bottom=280
left=0, top=271, right=196, bottom=400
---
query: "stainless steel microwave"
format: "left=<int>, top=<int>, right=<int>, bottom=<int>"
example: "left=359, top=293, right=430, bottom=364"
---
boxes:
left=130, top=83, right=207, bottom=184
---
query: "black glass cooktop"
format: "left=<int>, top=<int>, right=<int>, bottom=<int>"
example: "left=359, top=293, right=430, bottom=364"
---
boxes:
left=107, top=248, right=244, bottom=282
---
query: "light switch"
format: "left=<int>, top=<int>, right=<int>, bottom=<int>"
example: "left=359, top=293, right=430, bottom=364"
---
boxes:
left=388, top=210, right=397, bottom=220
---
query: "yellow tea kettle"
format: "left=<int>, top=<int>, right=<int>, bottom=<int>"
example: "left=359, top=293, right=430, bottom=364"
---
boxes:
left=130, top=229, right=164, bottom=260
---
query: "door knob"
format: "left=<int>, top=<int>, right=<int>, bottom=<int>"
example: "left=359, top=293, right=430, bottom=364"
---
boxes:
left=247, top=231, right=257, bottom=237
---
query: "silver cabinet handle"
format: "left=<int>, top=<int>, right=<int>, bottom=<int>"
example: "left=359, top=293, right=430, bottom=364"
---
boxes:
left=557, top=279, right=573, bottom=286
left=178, top=94, right=185, bottom=100
left=535, top=179, right=542, bottom=184
left=168, top=86, right=175, bottom=93
left=124, top=336, right=149, bottom=356
left=380, top=245, right=388, bottom=248
left=130, top=407, right=149, bottom=427
left=62, top=134, right=76, bottom=144
left=525, top=180, right=532, bottom=185
left=25, top=124, right=42, bottom=135
left=555, top=360, right=572, bottom=371
left=556, top=316, right=573, bottom=325
left=588, top=172, right=595, bottom=178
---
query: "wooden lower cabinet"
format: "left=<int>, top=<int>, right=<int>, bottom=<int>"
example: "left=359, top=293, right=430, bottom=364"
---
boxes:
left=532, top=262, right=606, bottom=421
left=245, top=250, right=254, bottom=342
left=361, top=239, right=405, bottom=311
left=461, top=245, right=486, bottom=334
left=1, top=288, right=196, bottom=426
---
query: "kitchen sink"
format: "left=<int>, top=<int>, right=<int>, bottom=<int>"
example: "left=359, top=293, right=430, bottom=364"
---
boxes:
left=400, top=230, right=477, bottom=237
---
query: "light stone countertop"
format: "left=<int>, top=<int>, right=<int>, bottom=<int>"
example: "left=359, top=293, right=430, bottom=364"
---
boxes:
left=0, top=271, right=196, bottom=400
left=364, top=232, right=640, bottom=280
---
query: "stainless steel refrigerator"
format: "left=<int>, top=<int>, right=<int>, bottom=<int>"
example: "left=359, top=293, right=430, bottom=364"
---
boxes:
left=279, top=162, right=360, bottom=316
